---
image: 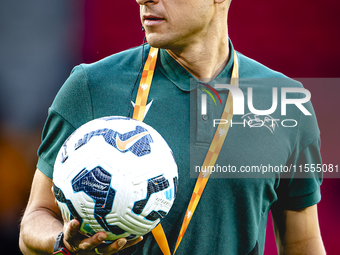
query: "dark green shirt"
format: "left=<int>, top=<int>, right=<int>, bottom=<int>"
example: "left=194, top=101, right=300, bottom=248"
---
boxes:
left=38, top=42, right=322, bottom=255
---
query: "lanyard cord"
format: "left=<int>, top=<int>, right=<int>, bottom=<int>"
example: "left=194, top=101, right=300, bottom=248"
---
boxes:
left=133, top=47, right=239, bottom=255
left=132, top=47, right=159, bottom=121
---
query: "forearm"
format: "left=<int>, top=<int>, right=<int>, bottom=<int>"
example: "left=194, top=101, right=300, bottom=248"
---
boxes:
left=273, top=205, right=326, bottom=255
left=19, top=208, right=63, bottom=255
left=278, top=236, right=326, bottom=255
left=19, top=169, right=64, bottom=255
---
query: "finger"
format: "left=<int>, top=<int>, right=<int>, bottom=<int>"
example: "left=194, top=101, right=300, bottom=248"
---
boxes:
left=62, top=220, right=83, bottom=252
left=123, top=236, right=143, bottom=249
left=64, top=219, right=80, bottom=241
left=78, top=232, right=107, bottom=250
left=100, top=236, right=143, bottom=254
left=112, top=238, right=127, bottom=251
left=100, top=238, right=127, bottom=253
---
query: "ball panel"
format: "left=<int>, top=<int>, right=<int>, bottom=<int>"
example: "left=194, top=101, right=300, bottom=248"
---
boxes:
left=53, top=116, right=178, bottom=241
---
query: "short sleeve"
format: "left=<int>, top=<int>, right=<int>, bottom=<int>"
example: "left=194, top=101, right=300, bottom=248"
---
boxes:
left=37, top=65, right=93, bottom=178
left=274, top=138, right=322, bottom=210
left=273, top=99, right=322, bottom=210
left=37, top=110, right=75, bottom=178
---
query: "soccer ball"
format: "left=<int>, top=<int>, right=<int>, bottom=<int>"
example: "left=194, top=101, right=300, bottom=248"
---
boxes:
left=53, top=116, right=178, bottom=241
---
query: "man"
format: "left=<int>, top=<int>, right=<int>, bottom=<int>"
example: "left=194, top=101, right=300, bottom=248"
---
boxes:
left=19, top=0, right=326, bottom=254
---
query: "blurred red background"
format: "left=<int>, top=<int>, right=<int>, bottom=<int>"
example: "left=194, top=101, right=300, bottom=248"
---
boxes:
left=1, top=1, right=338, bottom=254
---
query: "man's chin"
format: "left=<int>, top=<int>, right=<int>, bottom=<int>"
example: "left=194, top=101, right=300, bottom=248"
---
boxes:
left=145, top=34, right=173, bottom=49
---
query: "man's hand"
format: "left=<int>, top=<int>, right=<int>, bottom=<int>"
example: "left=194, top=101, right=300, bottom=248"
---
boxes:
left=19, top=169, right=142, bottom=255
left=63, top=219, right=143, bottom=254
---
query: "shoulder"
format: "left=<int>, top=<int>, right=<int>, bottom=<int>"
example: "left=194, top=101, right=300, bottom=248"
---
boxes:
left=236, top=50, right=305, bottom=91
left=235, top=51, right=320, bottom=145
left=50, top=44, right=151, bottom=124
left=79, top=44, right=150, bottom=80
left=237, top=51, right=287, bottom=79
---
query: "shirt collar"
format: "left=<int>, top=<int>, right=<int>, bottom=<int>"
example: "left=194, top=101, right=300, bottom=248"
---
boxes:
left=158, top=39, right=235, bottom=92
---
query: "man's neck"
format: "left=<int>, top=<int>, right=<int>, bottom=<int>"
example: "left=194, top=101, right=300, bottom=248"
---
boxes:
left=165, top=34, right=230, bottom=82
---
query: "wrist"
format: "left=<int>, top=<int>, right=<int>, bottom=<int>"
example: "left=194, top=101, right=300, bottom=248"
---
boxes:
left=53, top=232, right=74, bottom=255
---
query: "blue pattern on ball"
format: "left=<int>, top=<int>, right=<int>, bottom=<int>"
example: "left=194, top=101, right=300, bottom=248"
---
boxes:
left=72, top=166, right=126, bottom=235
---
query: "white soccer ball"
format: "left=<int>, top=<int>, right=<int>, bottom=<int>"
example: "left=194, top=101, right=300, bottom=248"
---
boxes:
left=53, top=116, right=178, bottom=241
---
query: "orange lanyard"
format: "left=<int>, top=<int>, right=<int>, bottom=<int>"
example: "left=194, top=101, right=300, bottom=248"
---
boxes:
left=133, top=47, right=239, bottom=255
left=132, top=47, right=159, bottom=121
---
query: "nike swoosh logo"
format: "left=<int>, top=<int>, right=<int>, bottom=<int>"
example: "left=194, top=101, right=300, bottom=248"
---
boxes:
left=116, top=131, right=149, bottom=151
